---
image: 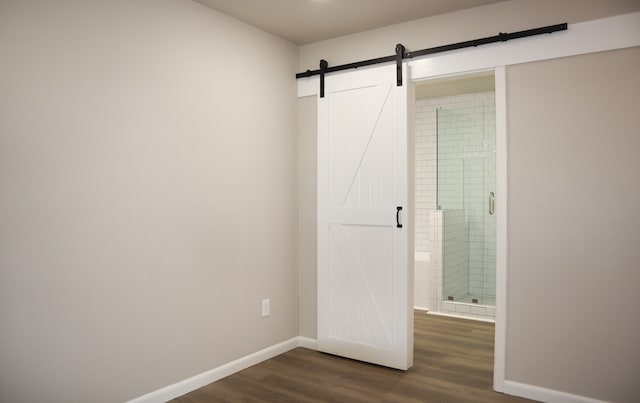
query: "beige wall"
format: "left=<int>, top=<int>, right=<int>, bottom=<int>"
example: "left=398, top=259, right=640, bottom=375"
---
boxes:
left=298, top=0, right=640, bottom=71
left=1, top=0, right=638, bottom=401
left=297, top=96, right=317, bottom=338
left=0, top=1, right=298, bottom=402
left=506, top=46, right=640, bottom=402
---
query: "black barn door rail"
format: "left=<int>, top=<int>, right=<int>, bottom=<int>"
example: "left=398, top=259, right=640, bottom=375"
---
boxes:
left=297, top=23, right=568, bottom=97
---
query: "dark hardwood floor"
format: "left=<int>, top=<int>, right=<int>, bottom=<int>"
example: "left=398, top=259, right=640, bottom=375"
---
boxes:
left=171, top=312, right=534, bottom=402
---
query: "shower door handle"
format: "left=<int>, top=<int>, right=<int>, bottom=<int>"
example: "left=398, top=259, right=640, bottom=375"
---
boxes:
left=488, top=192, right=495, bottom=215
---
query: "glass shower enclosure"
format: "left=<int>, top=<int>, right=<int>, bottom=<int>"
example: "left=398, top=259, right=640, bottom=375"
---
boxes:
left=437, top=98, right=496, bottom=306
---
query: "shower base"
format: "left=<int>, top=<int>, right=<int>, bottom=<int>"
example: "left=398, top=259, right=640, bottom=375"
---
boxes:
left=449, top=294, right=496, bottom=306
left=430, top=294, right=496, bottom=322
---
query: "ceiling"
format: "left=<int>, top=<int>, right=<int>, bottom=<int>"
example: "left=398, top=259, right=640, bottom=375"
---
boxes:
left=194, top=0, right=506, bottom=45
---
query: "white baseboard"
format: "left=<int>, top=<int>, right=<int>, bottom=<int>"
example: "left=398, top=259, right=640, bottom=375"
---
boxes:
left=127, top=337, right=305, bottom=403
left=126, top=338, right=608, bottom=403
left=503, top=380, right=606, bottom=403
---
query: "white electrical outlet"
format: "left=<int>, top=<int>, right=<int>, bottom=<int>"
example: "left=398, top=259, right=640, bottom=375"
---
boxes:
left=261, top=299, right=270, bottom=317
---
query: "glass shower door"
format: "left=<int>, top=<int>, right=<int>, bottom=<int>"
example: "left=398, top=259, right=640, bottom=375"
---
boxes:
left=437, top=98, right=495, bottom=306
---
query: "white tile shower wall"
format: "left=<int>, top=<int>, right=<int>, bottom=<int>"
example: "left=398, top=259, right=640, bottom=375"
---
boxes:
left=414, top=103, right=437, bottom=254
left=430, top=210, right=443, bottom=312
left=415, top=92, right=496, bottom=304
left=431, top=210, right=495, bottom=321
left=442, top=209, right=468, bottom=300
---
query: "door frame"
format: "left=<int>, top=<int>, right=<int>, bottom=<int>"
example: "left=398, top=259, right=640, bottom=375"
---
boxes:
left=296, top=11, right=640, bottom=393
left=411, top=67, right=506, bottom=390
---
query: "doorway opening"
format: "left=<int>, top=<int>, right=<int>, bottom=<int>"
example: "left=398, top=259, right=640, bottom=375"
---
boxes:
left=413, top=71, right=497, bottom=322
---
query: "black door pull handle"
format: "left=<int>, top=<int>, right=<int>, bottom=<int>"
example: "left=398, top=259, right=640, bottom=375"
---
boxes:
left=396, top=206, right=403, bottom=228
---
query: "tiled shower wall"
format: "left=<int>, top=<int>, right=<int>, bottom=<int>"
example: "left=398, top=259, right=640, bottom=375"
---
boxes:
left=415, top=92, right=496, bottom=303
left=441, top=210, right=468, bottom=299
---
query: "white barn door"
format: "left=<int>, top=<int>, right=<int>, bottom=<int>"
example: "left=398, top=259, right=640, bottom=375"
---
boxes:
left=317, top=64, right=412, bottom=370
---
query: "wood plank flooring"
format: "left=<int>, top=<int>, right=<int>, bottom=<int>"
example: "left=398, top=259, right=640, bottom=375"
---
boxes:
left=171, top=312, right=534, bottom=402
